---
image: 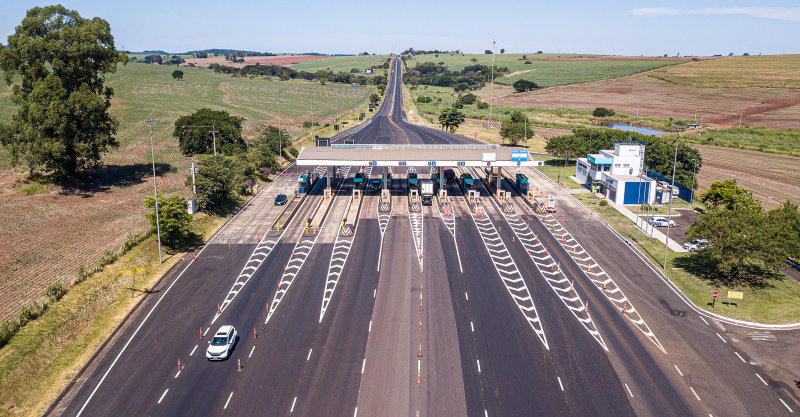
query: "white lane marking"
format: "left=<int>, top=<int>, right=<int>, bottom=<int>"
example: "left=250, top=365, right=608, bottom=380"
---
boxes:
left=157, top=388, right=168, bottom=404
left=465, top=292, right=469, bottom=301
left=699, top=315, right=709, bottom=326
left=307, top=348, right=313, bottom=361
left=625, top=383, right=634, bottom=398
left=755, top=373, right=768, bottom=385
left=249, top=346, right=255, bottom=358
left=353, top=407, right=358, bottom=417
left=779, top=398, right=794, bottom=413
left=470, top=321, right=474, bottom=332
left=734, top=351, right=747, bottom=363
left=361, top=358, right=366, bottom=374
left=190, top=344, right=198, bottom=356
left=290, top=396, right=297, bottom=413
left=674, top=364, right=684, bottom=377
left=557, top=377, right=564, bottom=391
left=224, top=392, right=233, bottom=409
left=174, top=371, right=181, bottom=378
left=484, top=410, right=488, bottom=417
left=689, top=386, right=701, bottom=401
left=715, top=332, right=727, bottom=343
left=368, top=320, right=372, bottom=332
left=373, top=289, right=376, bottom=298
left=477, top=359, right=481, bottom=373
left=205, top=327, right=210, bottom=336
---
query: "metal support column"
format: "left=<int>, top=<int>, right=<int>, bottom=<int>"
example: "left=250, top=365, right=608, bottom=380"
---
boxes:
left=496, top=167, right=502, bottom=197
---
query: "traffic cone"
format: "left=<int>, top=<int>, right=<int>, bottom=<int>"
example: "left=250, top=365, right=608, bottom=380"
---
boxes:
left=217, top=303, right=221, bottom=314
left=419, top=320, right=422, bottom=331
left=418, top=344, right=423, bottom=357
left=200, top=327, right=203, bottom=339
left=228, top=243, right=231, bottom=251
left=237, top=358, right=242, bottom=372
left=622, top=302, right=627, bottom=313
left=178, top=358, right=181, bottom=372
left=570, top=280, right=574, bottom=291
left=584, top=301, right=589, bottom=313
left=420, top=300, right=424, bottom=311
left=512, top=235, right=515, bottom=242
left=266, top=303, right=269, bottom=313
left=602, top=282, right=607, bottom=291
left=253, top=326, right=257, bottom=338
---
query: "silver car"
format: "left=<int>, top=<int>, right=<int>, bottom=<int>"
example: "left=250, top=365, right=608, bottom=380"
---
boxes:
left=206, top=325, right=238, bottom=361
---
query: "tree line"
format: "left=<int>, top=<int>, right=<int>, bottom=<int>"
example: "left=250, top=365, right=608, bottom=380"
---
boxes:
left=210, top=63, right=388, bottom=87
left=402, top=62, right=507, bottom=92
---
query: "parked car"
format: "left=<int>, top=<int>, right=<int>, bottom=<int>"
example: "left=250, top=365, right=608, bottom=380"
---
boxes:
left=683, top=239, right=709, bottom=252
left=274, top=194, right=287, bottom=206
left=206, top=325, right=238, bottom=361
left=649, top=216, right=675, bottom=227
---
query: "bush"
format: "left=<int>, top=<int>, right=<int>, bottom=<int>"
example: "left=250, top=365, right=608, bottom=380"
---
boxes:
left=513, top=79, right=539, bottom=93
left=599, top=200, right=609, bottom=206
left=459, top=93, right=478, bottom=105
left=417, top=96, right=432, bottom=104
left=143, top=193, right=192, bottom=246
left=592, top=107, right=616, bottom=117
left=477, top=101, right=488, bottom=110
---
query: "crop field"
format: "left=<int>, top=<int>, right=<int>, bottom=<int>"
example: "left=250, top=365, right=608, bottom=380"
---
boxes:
left=290, top=55, right=390, bottom=74
left=649, top=54, right=800, bottom=89
left=403, top=53, right=683, bottom=87
left=0, top=63, right=374, bottom=324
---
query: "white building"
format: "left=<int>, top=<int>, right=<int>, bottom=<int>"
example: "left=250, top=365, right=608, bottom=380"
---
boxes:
left=575, top=143, right=655, bottom=205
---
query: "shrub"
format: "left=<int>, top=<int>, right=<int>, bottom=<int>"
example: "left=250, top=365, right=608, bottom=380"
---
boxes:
left=513, top=79, right=539, bottom=93
left=459, top=93, right=478, bottom=105
left=477, top=101, right=488, bottom=110
left=592, top=107, right=616, bottom=117
left=18, top=182, right=47, bottom=195
left=599, top=200, right=609, bottom=206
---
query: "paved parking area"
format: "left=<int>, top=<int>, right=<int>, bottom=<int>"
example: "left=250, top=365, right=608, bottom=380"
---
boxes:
left=640, top=208, right=697, bottom=246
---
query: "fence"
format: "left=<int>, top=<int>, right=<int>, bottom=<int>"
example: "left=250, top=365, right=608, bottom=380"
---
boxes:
left=644, top=168, right=694, bottom=203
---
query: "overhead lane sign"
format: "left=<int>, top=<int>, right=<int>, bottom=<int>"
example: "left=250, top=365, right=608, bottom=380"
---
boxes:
left=511, top=150, right=529, bottom=161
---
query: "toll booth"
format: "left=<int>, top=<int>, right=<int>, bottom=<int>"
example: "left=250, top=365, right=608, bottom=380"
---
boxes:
left=516, top=173, right=529, bottom=194
left=408, top=172, right=418, bottom=189
left=298, top=171, right=318, bottom=194
left=353, top=171, right=366, bottom=189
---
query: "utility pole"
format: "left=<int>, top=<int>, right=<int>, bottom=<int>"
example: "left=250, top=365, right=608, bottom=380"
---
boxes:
left=663, top=125, right=685, bottom=269
left=563, top=145, right=569, bottom=188
left=187, top=158, right=198, bottom=198
left=690, top=158, right=697, bottom=206
left=489, top=40, right=496, bottom=128
left=497, top=95, right=502, bottom=142
left=210, top=122, right=217, bottom=157
left=145, top=119, right=163, bottom=263
left=278, top=90, right=282, bottom=166
left=310, top=89, right=314, bottom=141
left=524, top=91, right=528, bottom=149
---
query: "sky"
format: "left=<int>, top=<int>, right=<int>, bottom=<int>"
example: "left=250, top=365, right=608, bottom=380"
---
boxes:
left=1, top=0, right=799, bottom=56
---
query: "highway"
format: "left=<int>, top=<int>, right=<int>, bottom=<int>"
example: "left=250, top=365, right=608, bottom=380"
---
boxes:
left=49, top=56, right=798, bottom=417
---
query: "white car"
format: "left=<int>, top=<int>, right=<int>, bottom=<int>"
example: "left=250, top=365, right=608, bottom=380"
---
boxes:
left=683, top=239, right=709, bottom=252
left=206, top=325, right=238, bottom=361
left=649, top=216, right=675, bottom=227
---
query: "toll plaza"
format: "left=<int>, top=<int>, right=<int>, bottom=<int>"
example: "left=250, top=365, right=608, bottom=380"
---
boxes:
left=295, top=144, right=544, bottom=200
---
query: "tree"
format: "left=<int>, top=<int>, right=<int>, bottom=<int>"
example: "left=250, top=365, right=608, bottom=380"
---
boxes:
left=512, top=79, right=539, bottom=93
left=500, top=48, right=505, bottom=54
left=0, top=5, right=128, bottom=182
left=699, top=179, right=750, bottom=209
left=477, top=101, right=488, bottom=110
left=592, top=107, right=615, bottom=117
left=767, top=200, right=800, bottom=260
left=117, top=266, right=147, bottom=297
left=172, top=70, right=184, bottom=80
left=195, top=51, right=208, bottom=58
left=173, top=108, right=245, bottom=155
left=522, top=55, right=527, bottom=60
left=143, top=193, right=192, bottom=246
left=500, top=111, right=533, bottom=146
left=369, top=92, right=380, bottom=106
left=484, top=50, right=492, bottom=54
left=545, top=134, right=585, bottom=161
left=470, top=58, right=478, bottom=63
left=438, top=108, right=465, bottom=132
left=144, top=54, right=162, bottom=64
left=194, top=158, right=233, bottom=210
left=459, top=93, right=478, bottom=105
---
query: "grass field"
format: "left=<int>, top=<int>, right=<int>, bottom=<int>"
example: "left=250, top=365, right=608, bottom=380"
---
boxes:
left=649, top=54, right=800, bottom=89
left=404, top=53, right=682, bottom=87
left=685, top=126, right=800, bottom=157
left=290, top=55, right=390, bottom=74
left=0, top=63, right=375, bottom=325
left=535, top=158, right=800, bottom=323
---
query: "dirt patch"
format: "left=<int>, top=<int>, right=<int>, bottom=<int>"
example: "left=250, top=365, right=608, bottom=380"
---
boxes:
left=692, top=144, right=800, bottom=211
left=522, top=56, right=712, bottom=62
left=182, top=54, right=329, bottom=69
left=497, top=73, right=800, bottom=129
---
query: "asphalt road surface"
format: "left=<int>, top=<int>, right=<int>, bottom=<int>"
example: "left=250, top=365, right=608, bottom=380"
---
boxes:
left=49, top=56, right=798, bottom=417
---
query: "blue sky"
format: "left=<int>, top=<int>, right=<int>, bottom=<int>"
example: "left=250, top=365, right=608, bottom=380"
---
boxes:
left=1, top=0, right=798, bottom=55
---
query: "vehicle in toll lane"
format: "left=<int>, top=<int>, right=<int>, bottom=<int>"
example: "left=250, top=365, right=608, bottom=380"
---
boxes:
left=370, top=179, right=382, bottom=191
left=274, top=194, right=287, bottom=206
left=444, top=169, right=456, bottom=183
left=420, top=178, right=435, bottom=206
left=421, top=195, right=433, bottom=206
left=649, top=216, right=676, bottom=227
left=206, top=325, right=238, bottom=361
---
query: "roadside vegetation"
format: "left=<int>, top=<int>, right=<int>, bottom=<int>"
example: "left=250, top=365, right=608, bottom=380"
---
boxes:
left=683, top=127, right=800, bottom=158
left=648, top=54, right=800, bottom=89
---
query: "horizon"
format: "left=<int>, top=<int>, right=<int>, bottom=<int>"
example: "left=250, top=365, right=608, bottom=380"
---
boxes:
left=2, top=1, right=799, bottom=56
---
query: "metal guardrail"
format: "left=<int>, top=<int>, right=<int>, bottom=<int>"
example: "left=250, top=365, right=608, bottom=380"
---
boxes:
left=330, top=144, right=498, bottom=150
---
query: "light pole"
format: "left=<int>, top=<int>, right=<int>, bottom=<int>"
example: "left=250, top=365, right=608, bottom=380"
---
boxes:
left=663, top=125, right=684, bottom=269
left=278, top=90, right=282, bottom=166
left=489, top=40, right=496, bottom=128
left=563, top=145, right=569, bottom=188
left=690, top=157, right=697, bottom=206
left=524, top=91, right=528, bottom=149
left=146, top=119, right=163, bottom=263
left=310, top=89, right=314, bottom=142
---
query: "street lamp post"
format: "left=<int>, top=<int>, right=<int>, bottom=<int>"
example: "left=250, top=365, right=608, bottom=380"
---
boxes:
left=663, top=125, right=685, bottom=269
left=278, top=90, right=282, bottom=167
left=145, top=119, right=163, bottom=263
left=563, top=145, right=569, bottom=188
left=690, top=158, right=697, bottom=206
left=524, top=91, right=528, bottom=149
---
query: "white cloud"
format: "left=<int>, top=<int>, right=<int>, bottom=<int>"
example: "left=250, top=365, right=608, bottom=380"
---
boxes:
left=631, top=6, right=800, bottom=22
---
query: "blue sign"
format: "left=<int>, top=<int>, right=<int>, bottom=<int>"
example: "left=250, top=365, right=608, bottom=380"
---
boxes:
left=371, top=161, right=377, bottom=166
left=400, top=161, right=407, bottom=166
left=511, top=150, right=529, bottom=162
left=427, top=161, right=436, bottom=166
left=457, top=161, right=465, bottom=166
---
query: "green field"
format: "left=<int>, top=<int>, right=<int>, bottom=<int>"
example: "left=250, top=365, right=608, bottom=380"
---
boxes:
left=649, top=55, right=800, bottom=89
left=403, top=53, right=682, bottom=87
left=291, top=55, right=390, bottom=74
left=684, top=127, right=800, bottom=157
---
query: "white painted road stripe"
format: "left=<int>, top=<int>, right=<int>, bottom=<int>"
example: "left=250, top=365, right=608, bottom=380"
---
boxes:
left=368, top=320, right=372, bottom=332
left=190, top=344, right=198, bottom=356
left=699, top=315, right=709, bottom=326
left=361, top=358, right=366, bottom=374
left=674, top=364, right=684, bottom=377
left=373, top=288, right=376, bottom=298
left=174, top=371, right=180, bottom=378
left=477, top=359, right=481, bottom=373
left=353, top=407, right=358, bottom=417
left=484, top=410, right=488, bottom=417
left=755, top=373, right=768, bottom=385
left=157, top=388, right=168, bottom=404
left=734, top=351, right=746, bottom=363
left=779, top=398, right=794, bottom=413
left=689, top=387, right=701, bottom=401
left=465, top=292, right=469, bottom=301
left=290, top=396, right=297, bottom=413
left=716, top=332, right=727, bottom=343
left=224, top=392, right=233, bottom=409
left=249, top=346, right=255, bottom=358
left=625, top=383, right=634, bottom=398
left=557, top=377, right=564, bottom=391
left=470, top=321, right=474, bottom=332
left=307, top=348, right=313, bottom=361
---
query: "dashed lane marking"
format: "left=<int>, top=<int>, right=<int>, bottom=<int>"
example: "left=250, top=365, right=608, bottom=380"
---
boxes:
left=477, top=359, right=482, bottom=373
left=157, top=388, right=168, bottom=404
left=625, top=384, right=634, bottom=398
left=290, top=396, right=297, bottom=413
left=755, top=373, right=768, bottom=385
left=557, top=377, right=564, bottom=391
left=734, top=351, right=746, bottom=363
left=674, top=364, right=683, bottom=377
left=249, top=346, right=255, bottom=358
left=689, top=387, right=701, bottom=401
left=470, top=321, right=474, bottom=332
left=174, top=370, right=180, bottom=379
left=224, top=392, right=233, bottom=409
left=780, top=398, right=794, bottom=413
left=716, top=332, right=727, bottom=343
left=699, top=315, right=709, bottom=326
left=190, top=344, right=197, bottom=356
left=307, top=348, right=313, bottom=361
